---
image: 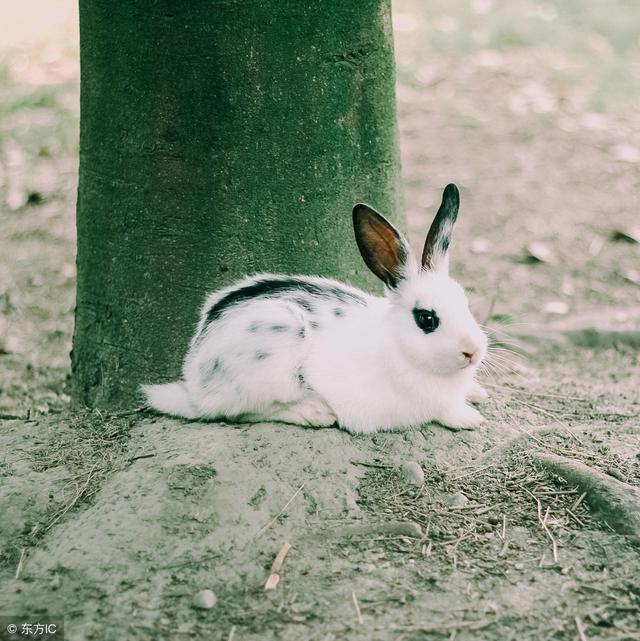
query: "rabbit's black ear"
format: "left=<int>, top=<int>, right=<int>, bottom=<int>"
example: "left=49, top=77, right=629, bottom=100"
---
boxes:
left=353, top=204, right=409, bottom=289
left=422, top=183, right=459, bottom=272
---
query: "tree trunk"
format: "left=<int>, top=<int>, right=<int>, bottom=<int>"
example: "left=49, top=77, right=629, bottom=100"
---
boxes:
left=72, top=0, right=402, bottom=409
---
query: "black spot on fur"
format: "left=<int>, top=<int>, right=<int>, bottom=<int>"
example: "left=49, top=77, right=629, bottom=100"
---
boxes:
left=298, top=326, right=306, bottom=338
left=295, top=368, right=311, bottom=390
left=248, top=321, right=262, bottom=333
left=270, top=324, right=288, bottom=333
left=329, top=288, right=362, bottom=305
left=255, top=351, right=269, bottom=361
left=333, top=307, right=344, bottom=317
left=294, top=298, right=314, bottom=313
left=200, top=358, right=222, bottom=386
left=203, top=278, right=366, bottom=329
left=310, top=320, right=320, bottom=330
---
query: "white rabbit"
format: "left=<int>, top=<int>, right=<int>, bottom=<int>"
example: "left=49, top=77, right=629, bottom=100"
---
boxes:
left=142, top=184, right=488, bottom=433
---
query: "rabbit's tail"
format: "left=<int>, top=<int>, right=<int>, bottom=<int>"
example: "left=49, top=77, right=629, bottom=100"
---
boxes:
left=142, top=381, right=198, bottom=419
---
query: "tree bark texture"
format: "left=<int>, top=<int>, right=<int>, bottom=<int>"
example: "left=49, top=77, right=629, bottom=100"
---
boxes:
left=72, top=0, right=402, bottom=408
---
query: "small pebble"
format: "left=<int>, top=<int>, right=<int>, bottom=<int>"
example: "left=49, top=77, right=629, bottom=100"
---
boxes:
left=192, top=589, right=217, bottom=609
left=487, top=514, right=500, bottom=525
left=398, top=461, right=424, bottom=486
left=444, top=492, right=469, bottom=508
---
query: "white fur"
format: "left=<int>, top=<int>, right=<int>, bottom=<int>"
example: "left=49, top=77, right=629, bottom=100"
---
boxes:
left=141, top=381, right=198, bottom=419
left=142, top=268, right=488, bottom=433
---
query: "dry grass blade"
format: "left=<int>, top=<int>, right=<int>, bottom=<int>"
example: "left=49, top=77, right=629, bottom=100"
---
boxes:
left=15, top=547, right=26, bottom=579
left=536, top=497, right=559, bottom=563
left=511, top=397, right=580, bottom=442
left=352, top=590, right=364, bottom=625
left=256, top=483, right=306, bottom=538
left=45, top=460, right=101, bottom=532
left=575, top=616, right=589, bottom=641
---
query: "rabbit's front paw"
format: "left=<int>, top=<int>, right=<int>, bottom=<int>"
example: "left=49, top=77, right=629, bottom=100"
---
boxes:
left=436, top=405, right=485, bottom=431
left=466, top=381, right=488, bottom=404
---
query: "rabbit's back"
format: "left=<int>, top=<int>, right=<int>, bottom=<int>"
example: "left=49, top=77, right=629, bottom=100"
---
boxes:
left=181, top=274, right=374, bottom=420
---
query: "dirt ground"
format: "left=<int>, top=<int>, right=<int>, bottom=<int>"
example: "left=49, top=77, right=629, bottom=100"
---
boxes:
left=1, top=1, right=639, bottom=639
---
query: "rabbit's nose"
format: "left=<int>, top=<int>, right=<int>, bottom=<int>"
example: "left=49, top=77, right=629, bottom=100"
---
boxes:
left=461, top=342, right=480, bottom=363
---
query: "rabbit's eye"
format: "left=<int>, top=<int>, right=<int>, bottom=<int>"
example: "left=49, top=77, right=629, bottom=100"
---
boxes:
left=413, top=308, right=440, bottom=334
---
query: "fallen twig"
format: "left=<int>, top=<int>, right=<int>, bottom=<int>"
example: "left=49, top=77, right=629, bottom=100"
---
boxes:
left=264, top=541, right=292, bottom=590
left=350, top=460, right=392, bottom=469
left=570, top=492, right=587, bottom=511
left=127, top=452, right=157, bottom=462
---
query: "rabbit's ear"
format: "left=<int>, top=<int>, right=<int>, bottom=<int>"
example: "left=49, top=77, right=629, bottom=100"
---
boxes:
left=422, top=183, right=459, bottom=272
left=353, top=204, right=410, bottom=289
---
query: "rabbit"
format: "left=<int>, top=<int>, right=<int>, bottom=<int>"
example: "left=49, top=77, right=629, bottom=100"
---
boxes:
left=142, top=183, right=488, bottom=433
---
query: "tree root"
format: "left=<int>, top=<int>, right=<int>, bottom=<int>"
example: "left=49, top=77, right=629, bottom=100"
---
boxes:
left=532, top=452, right=640, bottom=542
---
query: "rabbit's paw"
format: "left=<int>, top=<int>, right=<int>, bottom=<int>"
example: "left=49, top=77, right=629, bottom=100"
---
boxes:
left=466, top=381, right=488, bottom=404
left=436, top=405, right=485, bottom=431
left=270, top=398, right=336, bottom=428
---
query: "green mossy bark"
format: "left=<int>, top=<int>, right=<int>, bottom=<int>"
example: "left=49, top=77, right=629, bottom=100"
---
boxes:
left=72, top=0, right=402, bottom=409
